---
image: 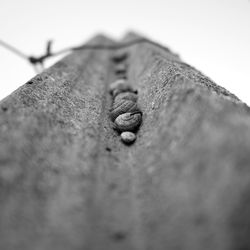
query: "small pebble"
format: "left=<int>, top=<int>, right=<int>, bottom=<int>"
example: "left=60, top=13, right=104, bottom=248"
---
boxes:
left=121, top=131, right=137, bottom=144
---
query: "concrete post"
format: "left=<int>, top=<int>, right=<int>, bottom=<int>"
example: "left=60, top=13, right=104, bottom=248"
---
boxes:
left=0, top=33, right=249, bottom=250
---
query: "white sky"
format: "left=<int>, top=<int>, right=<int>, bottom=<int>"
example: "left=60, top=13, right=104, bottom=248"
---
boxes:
left=0, top=0, right=250, bottom=104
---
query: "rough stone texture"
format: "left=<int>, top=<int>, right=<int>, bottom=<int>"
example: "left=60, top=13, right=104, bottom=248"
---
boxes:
left=1, top=32, right=250, bottom=250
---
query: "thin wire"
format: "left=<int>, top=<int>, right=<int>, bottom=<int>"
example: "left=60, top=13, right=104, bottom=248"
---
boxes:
left=0, top=38, right=172, bottom=73
left=0, top=40, right=28, bottom=60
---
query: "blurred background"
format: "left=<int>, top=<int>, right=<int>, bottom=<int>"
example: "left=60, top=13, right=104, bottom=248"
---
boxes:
left=0, top=0, right=249, bottom=103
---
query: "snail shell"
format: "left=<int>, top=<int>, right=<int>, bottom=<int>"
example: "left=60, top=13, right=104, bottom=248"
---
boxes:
left=116, top=75, right=127, bottom=80
left=112, top=51, right=128, bottom=63
left=114, top=92, right=138, bottom=103
left=121, top=131, right=137, bottom=144
left=112, top=86, right=136, bottom=97
left=109, top=79, right=128, bottom=94
left=114, top=112, right=142, bottom=132
left=115, top=63, right=127, bottom=74
left=109, top=79, right=135, bottom=97
left=115, top=72, right=128, bottom=80
left=110, top=99, right=139, bottom=121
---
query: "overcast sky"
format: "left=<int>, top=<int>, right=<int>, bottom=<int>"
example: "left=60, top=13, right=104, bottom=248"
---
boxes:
left=0, top=0, right=249, bottom=104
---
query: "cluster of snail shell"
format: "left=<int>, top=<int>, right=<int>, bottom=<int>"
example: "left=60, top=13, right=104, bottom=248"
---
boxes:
left=109, top=79, right=142, bottom=145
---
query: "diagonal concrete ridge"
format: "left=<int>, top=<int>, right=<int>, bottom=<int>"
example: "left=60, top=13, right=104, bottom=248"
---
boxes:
left=0, top=32, right=250, bottom=250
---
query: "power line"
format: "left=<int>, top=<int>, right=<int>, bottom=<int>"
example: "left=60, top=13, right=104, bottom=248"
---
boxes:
left=0, top=40, right=28, bottom=60
left=0, top=37, right=171, bottom=73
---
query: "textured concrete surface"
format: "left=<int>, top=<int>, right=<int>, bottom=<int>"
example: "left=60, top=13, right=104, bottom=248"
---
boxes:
left=0, top=33, right=250, bottom=250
